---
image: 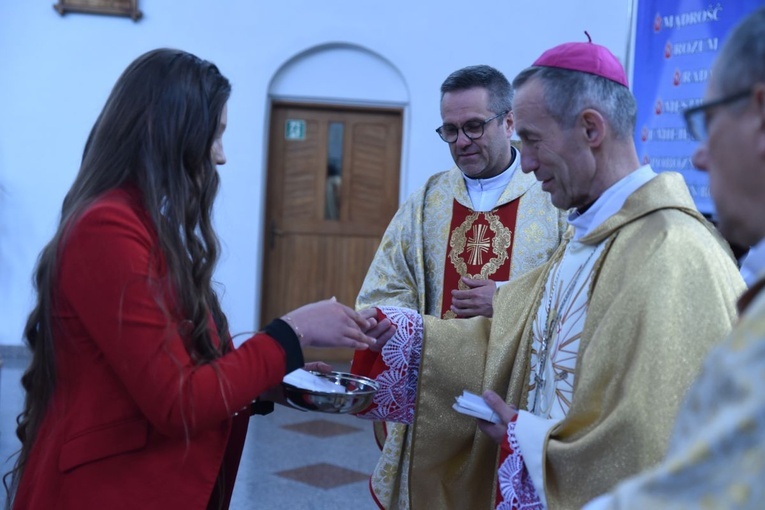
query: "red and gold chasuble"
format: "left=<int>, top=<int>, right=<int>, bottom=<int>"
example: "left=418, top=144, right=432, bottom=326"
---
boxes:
left=441, top=199, right=520, bottom=318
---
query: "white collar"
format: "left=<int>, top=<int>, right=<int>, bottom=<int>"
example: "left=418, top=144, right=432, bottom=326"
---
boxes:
left=462, top=148, right=519, bottom=211
left=462, top=147, right=519, bottom=191
left=569, top=165, right=657, bottom=240
left=740, top=238, right=765, bottom=287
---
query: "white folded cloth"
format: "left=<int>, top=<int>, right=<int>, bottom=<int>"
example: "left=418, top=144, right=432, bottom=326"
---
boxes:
left=283, top=368, right=346, bottom=394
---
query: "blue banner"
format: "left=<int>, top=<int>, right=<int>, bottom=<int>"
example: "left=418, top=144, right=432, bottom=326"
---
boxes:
left=632, top=0, right=764, bottom=216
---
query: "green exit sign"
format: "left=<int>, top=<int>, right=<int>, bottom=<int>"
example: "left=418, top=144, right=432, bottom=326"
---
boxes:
left=285, top=119, right=306, bottom=140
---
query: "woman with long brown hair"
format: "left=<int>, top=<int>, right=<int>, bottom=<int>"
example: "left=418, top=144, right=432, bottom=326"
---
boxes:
left=5, top=48, right=389, bottom=509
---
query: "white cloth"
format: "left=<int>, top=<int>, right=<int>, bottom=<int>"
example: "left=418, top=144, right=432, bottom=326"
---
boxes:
left=283, top=369, right=346, bottom=393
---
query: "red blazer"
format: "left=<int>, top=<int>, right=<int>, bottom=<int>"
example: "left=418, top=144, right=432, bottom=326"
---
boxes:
left=13, top=187, right=303, bottom=510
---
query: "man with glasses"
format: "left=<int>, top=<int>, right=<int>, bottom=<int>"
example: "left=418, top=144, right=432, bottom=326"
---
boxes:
left=354, top=65, right=565, bottom=509
left=581, top=7, right=765, bottom=509
left=354, top=41, right=744, bottom=509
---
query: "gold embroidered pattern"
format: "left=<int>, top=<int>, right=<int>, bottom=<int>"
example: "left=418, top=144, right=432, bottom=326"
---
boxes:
left=467, top=224, right=491, bottom=265
left=448, top=210, right=512, bottom=282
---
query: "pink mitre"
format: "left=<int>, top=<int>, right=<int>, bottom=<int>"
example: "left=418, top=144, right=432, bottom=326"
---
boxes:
left=532, top=31, right=629, bottom=87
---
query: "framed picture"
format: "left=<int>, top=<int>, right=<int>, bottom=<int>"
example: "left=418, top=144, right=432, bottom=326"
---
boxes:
left=53, top=0, right=142, bottom=21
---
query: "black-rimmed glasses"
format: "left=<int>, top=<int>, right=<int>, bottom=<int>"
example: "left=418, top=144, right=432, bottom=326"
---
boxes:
left=683, top=89, right=751, bottom=142
left=435, top=111, right=508, bottom=143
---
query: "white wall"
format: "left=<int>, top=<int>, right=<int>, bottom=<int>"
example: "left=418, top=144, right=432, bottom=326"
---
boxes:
left=0, top=0, right=631, bottom=346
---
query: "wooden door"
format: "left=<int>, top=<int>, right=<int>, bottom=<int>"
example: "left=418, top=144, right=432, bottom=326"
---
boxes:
left=261, top=103, right=402, bottom=361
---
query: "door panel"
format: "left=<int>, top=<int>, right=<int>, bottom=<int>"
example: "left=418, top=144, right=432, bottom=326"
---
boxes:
left=261, top=103, right=402, bottom=361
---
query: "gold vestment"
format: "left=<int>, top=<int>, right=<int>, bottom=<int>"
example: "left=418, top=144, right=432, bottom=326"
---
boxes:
left=410, top=172, right=745, bottom=509
left=356, top=162, right=565, bottom=508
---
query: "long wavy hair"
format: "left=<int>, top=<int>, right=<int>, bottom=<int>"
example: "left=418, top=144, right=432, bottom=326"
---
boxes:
left=5, top=48, right=232, bottom=499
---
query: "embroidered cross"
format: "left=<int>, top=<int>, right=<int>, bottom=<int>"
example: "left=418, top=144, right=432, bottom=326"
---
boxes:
left=466, top=224, right=491, bottom=266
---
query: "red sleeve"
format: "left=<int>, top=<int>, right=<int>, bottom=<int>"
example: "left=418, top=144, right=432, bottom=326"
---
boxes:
left=500, top=431, right=513, bottom=456
left=496, top=414, right=518, bottom=506
left=59, top=196, right=294, bottom=437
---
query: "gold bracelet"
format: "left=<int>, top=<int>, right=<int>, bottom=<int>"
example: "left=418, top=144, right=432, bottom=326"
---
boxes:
left=283, top=315, right=304, bottom=340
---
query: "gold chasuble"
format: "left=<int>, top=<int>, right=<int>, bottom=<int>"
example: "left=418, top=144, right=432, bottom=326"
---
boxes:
left=585, top=280, right=765, bottom=509
left=356, top=162, right=566, bottom=509
left=409, top=172, right=744, bottom=510
left=441, top=200, right=518, bottom=318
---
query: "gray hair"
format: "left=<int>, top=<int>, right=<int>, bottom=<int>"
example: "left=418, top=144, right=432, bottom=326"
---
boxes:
left=512, top=66, right=637, bottom=140
left=441, top=65, right=513, bottom=114
left=713, top=7, right=765, bottom=100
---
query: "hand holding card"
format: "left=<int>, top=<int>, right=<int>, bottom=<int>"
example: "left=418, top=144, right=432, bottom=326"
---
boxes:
left=452, top=390, right=501, bottom=424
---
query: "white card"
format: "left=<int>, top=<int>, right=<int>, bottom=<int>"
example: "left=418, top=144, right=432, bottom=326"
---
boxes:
left=452, top=390, right=501, bottom=424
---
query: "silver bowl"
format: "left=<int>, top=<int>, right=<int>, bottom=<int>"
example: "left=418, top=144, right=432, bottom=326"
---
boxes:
left=282, top=371, right=379, bottom=414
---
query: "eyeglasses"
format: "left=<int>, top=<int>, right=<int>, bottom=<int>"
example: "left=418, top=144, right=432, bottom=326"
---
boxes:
left=435, top=111, right=508, bottom=143
left=683, top=89, right=751, bottom=142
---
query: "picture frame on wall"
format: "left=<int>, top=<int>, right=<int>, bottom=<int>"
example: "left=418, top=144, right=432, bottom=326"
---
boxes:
left=53, top=0, right=142, bottom=21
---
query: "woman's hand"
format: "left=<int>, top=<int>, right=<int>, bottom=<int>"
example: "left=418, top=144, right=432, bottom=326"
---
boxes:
left=281, top=298, right=378, bottom=350
left=304, top=361, right=333, bottom=374
left=476, top=390, right=518, bottom=444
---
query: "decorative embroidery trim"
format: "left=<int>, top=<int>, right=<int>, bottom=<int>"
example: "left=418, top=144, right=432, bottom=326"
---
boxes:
left=529, top=243, right=600, bottom=416
left=355, top=306, right=422, bottom=424
left=496, top=419, right=544, bottom=510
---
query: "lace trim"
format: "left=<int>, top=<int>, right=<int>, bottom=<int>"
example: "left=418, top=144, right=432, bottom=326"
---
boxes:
left=496, top=419, right=544, bottom=510
left=356, top=306, right=422, bottom=424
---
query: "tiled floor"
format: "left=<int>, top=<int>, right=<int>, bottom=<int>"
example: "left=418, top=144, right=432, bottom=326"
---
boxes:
left=0, top=356, right=382, bottom=509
